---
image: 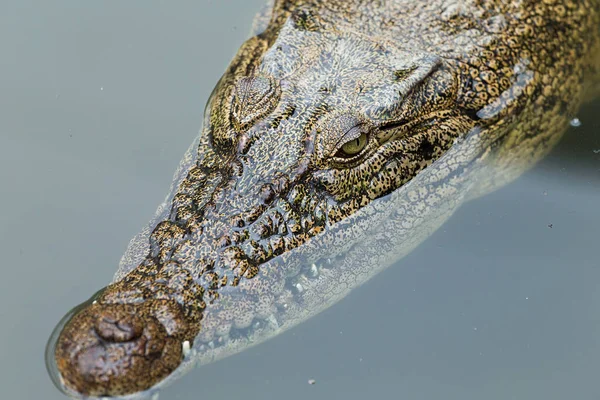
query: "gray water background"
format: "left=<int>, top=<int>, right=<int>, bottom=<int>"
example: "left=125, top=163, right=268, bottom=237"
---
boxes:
left=1, top=1, right=599, bottom=399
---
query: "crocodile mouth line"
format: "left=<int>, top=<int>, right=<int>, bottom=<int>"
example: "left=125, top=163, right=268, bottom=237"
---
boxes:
left=185, top=251, right=343, bottom=359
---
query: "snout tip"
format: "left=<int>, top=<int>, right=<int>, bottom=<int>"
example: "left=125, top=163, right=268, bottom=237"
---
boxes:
left=47, top=297, right=185, bottom=398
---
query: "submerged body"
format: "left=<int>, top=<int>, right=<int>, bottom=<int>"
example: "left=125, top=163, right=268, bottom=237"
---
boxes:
left=48, top=0, right=599, bottom=398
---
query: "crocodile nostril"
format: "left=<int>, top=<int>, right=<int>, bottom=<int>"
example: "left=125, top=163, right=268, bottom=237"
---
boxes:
left=94, top=314, right=143, bottom=343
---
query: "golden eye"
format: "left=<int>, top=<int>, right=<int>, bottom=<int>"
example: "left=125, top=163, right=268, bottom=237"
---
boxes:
left=336, top=132, right=368, bottom=158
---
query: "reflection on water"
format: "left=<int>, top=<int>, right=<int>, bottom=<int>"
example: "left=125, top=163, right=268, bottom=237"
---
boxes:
left=0, top=1, right=598, bottom=400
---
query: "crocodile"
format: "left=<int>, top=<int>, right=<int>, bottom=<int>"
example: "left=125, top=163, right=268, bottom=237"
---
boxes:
left=46, top=0, right=600, bottom=398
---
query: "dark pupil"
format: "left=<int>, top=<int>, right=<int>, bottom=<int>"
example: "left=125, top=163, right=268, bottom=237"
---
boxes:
left=337, top=132, right=367, bottom=157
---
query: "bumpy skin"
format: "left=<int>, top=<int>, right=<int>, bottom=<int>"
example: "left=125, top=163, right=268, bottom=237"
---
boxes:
left=50, top=0, right=599, bottom=397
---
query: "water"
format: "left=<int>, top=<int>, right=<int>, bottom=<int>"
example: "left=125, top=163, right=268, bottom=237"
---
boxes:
left=1, top=1, right=599, bottom=399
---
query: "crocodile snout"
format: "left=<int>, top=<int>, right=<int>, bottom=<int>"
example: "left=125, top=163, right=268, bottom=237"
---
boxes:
left=50, top=300, right=187, bottom=397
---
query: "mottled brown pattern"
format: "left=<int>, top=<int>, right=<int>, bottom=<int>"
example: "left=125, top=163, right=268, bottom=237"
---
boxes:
left=48, top=0, right=598, bottom=397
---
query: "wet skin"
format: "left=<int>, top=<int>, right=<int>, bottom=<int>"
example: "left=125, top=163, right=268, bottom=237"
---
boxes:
left=47, top=0, right=600, bottom=398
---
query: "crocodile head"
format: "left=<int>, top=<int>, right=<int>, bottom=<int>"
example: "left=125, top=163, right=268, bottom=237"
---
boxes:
left=48, top=14, right=478, bottom=398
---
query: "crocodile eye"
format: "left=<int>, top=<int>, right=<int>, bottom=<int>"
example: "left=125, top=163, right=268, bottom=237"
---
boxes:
left=333, top=125, right=369, bottom=159
left=339, top=133, right=368, bottom=156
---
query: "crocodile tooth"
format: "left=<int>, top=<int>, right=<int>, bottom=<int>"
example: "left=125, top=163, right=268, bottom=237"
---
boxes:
left=208, top=341, right=215, bottom=349
left=266, top=314, right=279, bottom=330
left=253, top=320, right=261, bottom=330
left=182, top=340, right=191, bottom=357
left=151, top=393, right=160, bottom=400
left=295, top=282, right=304, bottom=293
left=217, top=335, right=228, bottom=345
left=298, top=274, right=311, bottom=286
left=309, top=263, right=319, bottom=277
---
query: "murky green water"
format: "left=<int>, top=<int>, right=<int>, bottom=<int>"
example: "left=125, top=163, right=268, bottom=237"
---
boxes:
left=1, top=1, right=599, bottom=399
